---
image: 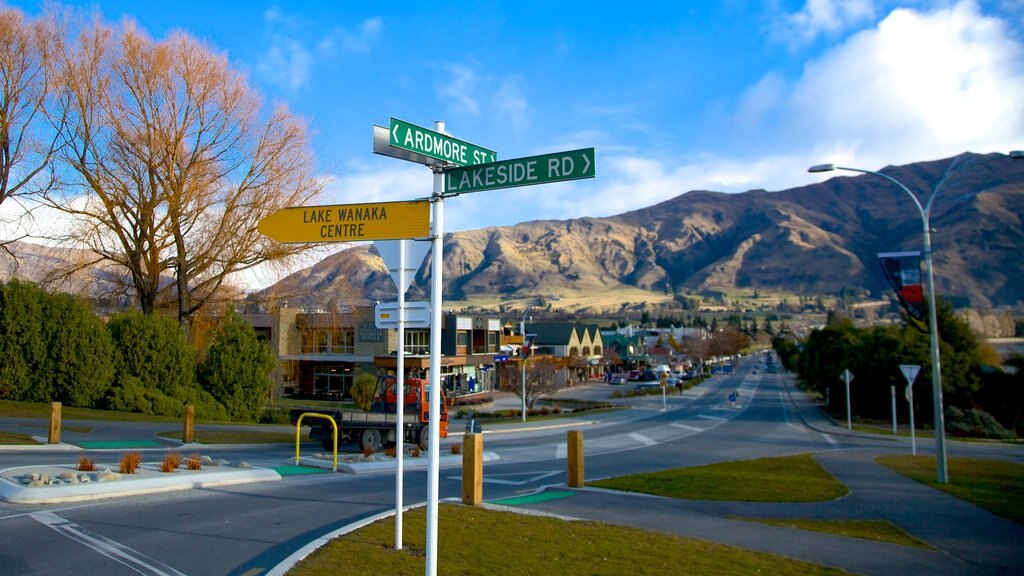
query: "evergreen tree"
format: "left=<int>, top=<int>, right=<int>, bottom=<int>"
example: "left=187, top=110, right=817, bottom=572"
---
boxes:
left=108, top=310, right=196, bottom=398
left=0, top=280, right=47, bottom=401
left=45, top=292, right=115, bottom=407
left=200, top=311, right=276, bottom=421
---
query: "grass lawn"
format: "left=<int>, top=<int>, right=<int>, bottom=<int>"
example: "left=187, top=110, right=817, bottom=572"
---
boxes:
left=876, top=455, right=1024, bottom=524
left=734, top=517, right=932, bottom=549
left=0, top=399, right=181, bottom=423
left=588, top=453, right=849, bottom=502
left=287, top=504, right=852, bottom=576
left=0, top=431, right=40, bottom=445
left=158, top=430, right=309, bottom=444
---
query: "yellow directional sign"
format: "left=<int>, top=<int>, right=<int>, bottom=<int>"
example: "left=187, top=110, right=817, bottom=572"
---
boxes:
left=258, top=200, right=430, bottom=243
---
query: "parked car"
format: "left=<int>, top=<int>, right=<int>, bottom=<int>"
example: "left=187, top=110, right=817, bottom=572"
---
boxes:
left=610, top=374, right=627, bottom=385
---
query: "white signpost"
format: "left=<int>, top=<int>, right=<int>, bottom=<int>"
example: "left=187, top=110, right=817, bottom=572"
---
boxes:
left=372, top=118, right=594, bottom=576
left=374, top=239, right=429, bottom=552
left=841, top=369, right=854, bottom=431
left=900, top=364, right=921, bottom=455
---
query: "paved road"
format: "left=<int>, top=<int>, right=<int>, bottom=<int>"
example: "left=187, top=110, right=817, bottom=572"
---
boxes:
left=0, top=358, right=1021, bottom=575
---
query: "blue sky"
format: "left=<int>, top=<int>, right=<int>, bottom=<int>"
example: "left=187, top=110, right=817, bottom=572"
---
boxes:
left=6, top=0, right=1024, bottom=285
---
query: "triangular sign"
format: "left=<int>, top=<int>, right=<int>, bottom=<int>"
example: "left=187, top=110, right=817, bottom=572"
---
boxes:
left=899, top=364, right=921, bottom=386
left=374, top=239, right=431, bottom=295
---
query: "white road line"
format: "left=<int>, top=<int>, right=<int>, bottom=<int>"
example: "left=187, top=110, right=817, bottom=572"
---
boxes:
left=31, top=512, right=186, bottom=576
left=697, top=414, right=726, bottom=421
left=823, top=434, right=837, bottom=446
left=669, top=423, right=703, bottom=432
left=628, top=432, right=658, bottom=446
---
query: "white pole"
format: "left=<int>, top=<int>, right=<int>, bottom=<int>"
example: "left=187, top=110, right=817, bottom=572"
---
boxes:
left=890, top=385, right=897, bottom=435
left=394, top=240, right=406, bottom=551
left=844, top=371, right=852, bottom=431
left=908, top=383, right=917, bottom=455
left=425, top=122, right=445, bottom=576
left=520, top=313, right=527, bottom=422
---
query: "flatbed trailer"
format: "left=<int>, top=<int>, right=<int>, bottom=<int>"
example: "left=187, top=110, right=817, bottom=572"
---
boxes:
left=290, top=376, right=449, bottom=451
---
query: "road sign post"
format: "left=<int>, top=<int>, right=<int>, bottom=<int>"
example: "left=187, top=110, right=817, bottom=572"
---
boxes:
left=900, top=365, right=921, bottom=455
left=443, top=148, right=595, bottom=194
left=841, top=369, right=854, bottom=431
left=367, top=117, right=594, bottom=576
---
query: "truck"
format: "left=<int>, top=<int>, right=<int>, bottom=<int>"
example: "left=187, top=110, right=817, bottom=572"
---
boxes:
left=290, top=376, right=450, bottom=452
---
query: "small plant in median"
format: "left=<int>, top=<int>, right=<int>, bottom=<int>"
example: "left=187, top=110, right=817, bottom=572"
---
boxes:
left=119, top=452, right=142, bottom=474
left=161, top=452, right=182, bottom=472
left=77, top=455, right=96, bottom=472
left=187, top=454, right=203, bottom=470
left=450, top=443, right=462, bottom=455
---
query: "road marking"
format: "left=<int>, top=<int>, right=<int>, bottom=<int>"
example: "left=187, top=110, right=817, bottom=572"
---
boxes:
left=475, top=471, right=561, bottom=486
left=823, top=434, right=837, bottom=446
left=31, top=512, right=186, bottom=576
left=697, top=414, right=726, bottom=421
left=669, top=423, right=703, bottom=432
left=628, top=432, right=658, bottom=446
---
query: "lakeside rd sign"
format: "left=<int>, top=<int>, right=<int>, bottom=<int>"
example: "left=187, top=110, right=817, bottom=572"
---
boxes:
left=389, top=118, right=496, bottom=166
left=443, top=147, right=595, bottom=194
left=257, top=200, right=430, bottom=243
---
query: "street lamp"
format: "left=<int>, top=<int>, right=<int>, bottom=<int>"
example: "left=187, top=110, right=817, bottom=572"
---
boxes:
left=520, top=309, right=531, bottom=422
left=808, top=151, right=1023, bottom=484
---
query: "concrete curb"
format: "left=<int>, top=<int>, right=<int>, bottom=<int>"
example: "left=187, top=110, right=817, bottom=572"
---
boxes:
left=0, top=465, right=281, bottom=504
left=293, top=451, right=500, bottom=474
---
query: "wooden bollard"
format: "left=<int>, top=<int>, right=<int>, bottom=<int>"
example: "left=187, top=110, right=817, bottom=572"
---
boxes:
left=48, top=402, right=61, bottom=444
left=182, top=404, right=195, bottom=444
left=462, top=433, right=483, bottom=506
left=567, top=430, right=584, bottom=488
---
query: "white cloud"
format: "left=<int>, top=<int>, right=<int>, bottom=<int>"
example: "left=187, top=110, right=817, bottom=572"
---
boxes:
left=774, top=0, right=877, bottom=47
left=318, top=17, right=383, bottom=56
left=436, top=64, right=481, bottom=116
left=256, top=11, right=381, bottom=92
left=785, top=0, right=1024, bottom=171
left=492, top=77, right=530, bottom=133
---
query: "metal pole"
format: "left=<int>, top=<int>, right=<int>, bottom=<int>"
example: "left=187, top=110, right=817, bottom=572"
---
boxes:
left=908, top=383, right=917, bottom=455
left=891, top=385, right=897, bottom=435
left=844, top=371, right=852, bottom=431
left=394, top=239, right=406, bottom=551
left=921, top=223, right=947, bottom=481
left=520, top=312, right=528, bottom=422
left=425, top=122, right=445, bottom=576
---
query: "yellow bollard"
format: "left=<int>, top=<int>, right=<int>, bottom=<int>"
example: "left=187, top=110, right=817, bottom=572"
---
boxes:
left=462, top=433, right=483, bottom=505
left=48, top=402, right=61, bottom=444
left=182, top=404, right=195, bottom=444
left=567, top=430, right=584, bottom=488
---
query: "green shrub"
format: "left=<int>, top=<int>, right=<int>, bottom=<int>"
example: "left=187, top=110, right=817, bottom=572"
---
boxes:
left=108, top=311, right=196, bottom=397
left=260, top=406, right=291, bottom=425
left=350, top=373, right=378, bottom=413
left=946, top=406, right=1016, bottom=440
left=106, top=376, right=153, bottom=414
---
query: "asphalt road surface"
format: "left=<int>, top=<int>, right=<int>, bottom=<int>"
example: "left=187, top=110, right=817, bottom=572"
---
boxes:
left=1, top=357, right=1022, bottom=575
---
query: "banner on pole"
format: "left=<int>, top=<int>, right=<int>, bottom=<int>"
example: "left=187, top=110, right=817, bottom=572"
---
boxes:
left=878, top=251, right=925, bottom=323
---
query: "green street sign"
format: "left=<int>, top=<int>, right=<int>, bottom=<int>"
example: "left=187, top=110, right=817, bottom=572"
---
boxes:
left=389, top=118, right=496, bottom=166
left=444, top=148, right=595, bottom=194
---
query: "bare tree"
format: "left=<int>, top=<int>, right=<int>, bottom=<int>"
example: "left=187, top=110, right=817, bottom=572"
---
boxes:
left=516, top=357, right=567, bottom=409
left=0, top=7, right=65, bottom=256
left=43, top=12, right=324, bottom=324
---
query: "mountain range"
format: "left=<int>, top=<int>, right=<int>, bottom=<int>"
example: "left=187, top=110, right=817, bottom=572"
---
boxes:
left=261, top=153, right=1024, bottom=312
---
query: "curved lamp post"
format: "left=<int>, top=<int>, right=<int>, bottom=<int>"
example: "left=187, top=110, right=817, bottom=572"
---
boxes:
left=808, top=151, right=1023, bottom=484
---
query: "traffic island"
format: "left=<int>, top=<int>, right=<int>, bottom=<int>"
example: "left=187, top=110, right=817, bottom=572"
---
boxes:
left=0, top=458, right=280, bottom=504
